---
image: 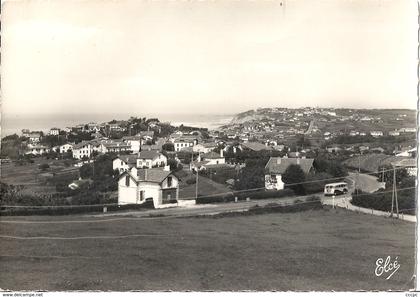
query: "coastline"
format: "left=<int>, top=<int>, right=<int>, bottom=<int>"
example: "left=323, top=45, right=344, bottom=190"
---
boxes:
left=1, top=113, right=234, bottom=137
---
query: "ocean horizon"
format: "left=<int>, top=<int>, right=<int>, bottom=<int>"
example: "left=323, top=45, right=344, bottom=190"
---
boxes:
left=1, top=113, right=233, bottom=137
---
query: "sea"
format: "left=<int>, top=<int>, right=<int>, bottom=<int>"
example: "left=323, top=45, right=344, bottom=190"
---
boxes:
left=1, top=113, right=234, bottom=137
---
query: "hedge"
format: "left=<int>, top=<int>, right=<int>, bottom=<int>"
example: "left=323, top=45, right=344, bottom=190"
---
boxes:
left=196, top=188, right=294, bottom=204
left=351, top=189, right=415, bottom=215
left=208, top=196, right=322, bottom=217
left=0, top=199, right=155, bottom=216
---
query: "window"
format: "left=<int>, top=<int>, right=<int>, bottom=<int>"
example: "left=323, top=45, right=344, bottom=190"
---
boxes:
left=121, top=161, right=123, bottom=166
left=167, top=176, right=173, bottom=187
left=125, top=176, right=130, bottom=187
left=139, top=191, right=144, bottom=201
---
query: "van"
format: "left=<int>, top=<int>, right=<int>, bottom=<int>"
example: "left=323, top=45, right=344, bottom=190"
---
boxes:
left=324, top=182, right=348, bottom=196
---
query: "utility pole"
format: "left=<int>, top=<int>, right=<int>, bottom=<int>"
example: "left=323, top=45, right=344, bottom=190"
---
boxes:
left=390, top=166, right=399, bottom=218
left=195, top=152, right=200, bottom=199
left=381, top=166, right=385, bottom=183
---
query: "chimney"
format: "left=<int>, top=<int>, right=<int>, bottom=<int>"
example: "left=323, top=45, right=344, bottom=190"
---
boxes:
left=220, top=149, right=224, bottom=158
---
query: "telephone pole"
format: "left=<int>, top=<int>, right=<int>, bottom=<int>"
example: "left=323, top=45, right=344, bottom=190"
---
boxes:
left=195, top=152, right=200, bottom=199
left=390, top=166, right=399, bottom=218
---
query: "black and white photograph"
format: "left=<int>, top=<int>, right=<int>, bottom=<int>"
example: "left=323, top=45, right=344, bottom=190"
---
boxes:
left=0, top=0, right=418, bottom=293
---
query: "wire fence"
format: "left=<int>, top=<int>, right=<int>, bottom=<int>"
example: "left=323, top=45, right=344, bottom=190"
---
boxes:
left=1, top=164, right=413, bottom=208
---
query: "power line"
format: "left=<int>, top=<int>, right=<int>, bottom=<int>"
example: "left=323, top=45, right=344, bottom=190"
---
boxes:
left=1, top=165, right=413, bottom=208
left=0, top=187, right=415, bottom=226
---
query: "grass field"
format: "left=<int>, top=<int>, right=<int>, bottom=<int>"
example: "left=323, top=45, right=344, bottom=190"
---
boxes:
left=1, top=158, right=79, bottom=196
left=178, top=170, right=232, bottom=199
left=0, top=209, right=415, bottom=291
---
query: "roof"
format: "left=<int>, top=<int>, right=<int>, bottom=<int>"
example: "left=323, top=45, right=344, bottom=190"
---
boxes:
left=265, top=157, right=314, bottom=175
left=137, top=168, right=172, bottom=183
left=73, top=141, right=91, bottom=149
left=391, top=158, right=417, bottom=168
left=29, top=133, right=41, bottom=138
left=241, top=142, right=272, bottom=151
left=102, top=141, right=130, bottom=148
left=138, top=150, right=161, bottom=160
left=117, top=154, right=138, bottom=165
left=122, top=136, right=142, bottom=141
left=196, top=142, right=217, bottom=148
left=138, top=131, right=155, bottom=137
left=203, top=151, right=223, bottom=159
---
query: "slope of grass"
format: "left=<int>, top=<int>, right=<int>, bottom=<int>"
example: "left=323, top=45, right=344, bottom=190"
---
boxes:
left=0, top=209, right=415, bottom=291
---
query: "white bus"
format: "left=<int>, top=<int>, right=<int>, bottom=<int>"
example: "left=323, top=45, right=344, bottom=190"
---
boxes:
left=324, top=182, right=348, bottom=196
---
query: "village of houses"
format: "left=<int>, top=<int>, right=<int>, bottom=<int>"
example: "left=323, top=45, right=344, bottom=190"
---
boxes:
left=2, top=107, right=417, bottom=211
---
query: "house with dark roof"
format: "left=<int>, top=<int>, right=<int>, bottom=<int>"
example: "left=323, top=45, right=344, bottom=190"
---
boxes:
left=99, top=140, right=131, bottom=154
left=391, top=158, right=417, bottom=176
left=118, top=167, right=179, bottom=206
left=122, top=136, right=143, bottom=153
left=72, top=141, right=93, bottom=159
left=264, top=157, right=314, bottom=190
left=137, top=150, right=167, bottom=169
left=190, top=150, right=226, bottom=171
left=241, top=142, right=273, bottom=152
left=113, top=154, right=138, bottom=174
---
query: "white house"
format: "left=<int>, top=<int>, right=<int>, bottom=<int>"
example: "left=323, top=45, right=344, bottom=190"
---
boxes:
left=25, top=145, right=50, bottom=155
left=113, top=155, right=138, bottom=174
left=173, top=138, right=198, bottom=152
left=137, top=150, right=167, bottom=168
left=396, top=147, right=417, bottom=157
left=59, top=143, right=74, bottom=154
left=370, top=131, right=384, bottom=137
left=28, top=132, right=42, bottom=143
left=48, top=128, right=60, bottom=136
left=100, top=140, right=131, bottom=154
left=201, top=151, right=225, bottom=165
left=391, top=158, right=417, bottom=176
left=72, top=141, right=93, bottom=159
left=389, top=130, right=400, bottom=136
left=193, top=143, right=217, bottom=154
left=264, top=157, right=314, bottom=190
left=171, top=135, right=199, bottom=152
left=122, top=136, right=142, bottom=153
left=118, top=167, right=179, bottom=207
left=190, top=150, right=226, bottom=171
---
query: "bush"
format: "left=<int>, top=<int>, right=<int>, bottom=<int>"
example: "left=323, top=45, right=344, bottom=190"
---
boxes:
left=186, top=177, right=196, bottom=185
left=303, top=172, right=335, bottom=194
left=0, top=200, right=155, bottom=216
left=39, top=163, right=50, bottom=171
left=196, top=188, right=294, bottom=204
left=351, top=186, right=415, bottom=215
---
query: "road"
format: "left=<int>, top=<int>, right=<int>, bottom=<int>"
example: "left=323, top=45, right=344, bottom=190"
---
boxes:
left=94, top=195, right=309, bottom=218
left=347, top=172, right=385, bottom=193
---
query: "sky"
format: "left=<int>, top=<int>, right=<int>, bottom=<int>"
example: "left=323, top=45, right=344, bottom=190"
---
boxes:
left=1, top=0, right=418, bottom=116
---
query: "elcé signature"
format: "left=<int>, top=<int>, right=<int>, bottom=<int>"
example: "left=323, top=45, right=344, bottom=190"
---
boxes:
left=375, top=256, right=400, bottom=280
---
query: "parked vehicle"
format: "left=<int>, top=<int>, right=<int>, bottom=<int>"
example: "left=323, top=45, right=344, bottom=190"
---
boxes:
left=324, top=182, right=348, bottom=196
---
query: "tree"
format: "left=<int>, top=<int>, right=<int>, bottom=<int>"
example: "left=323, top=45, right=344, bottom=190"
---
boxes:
left=162, top=143, right=175, bottom=152
left=167, top=159, right=179, bottom=170
left=282, top=164, right=306, bottom=194
left=379, top=165, right=409, bottom=189
left=80, top=164, right=93, bottom=179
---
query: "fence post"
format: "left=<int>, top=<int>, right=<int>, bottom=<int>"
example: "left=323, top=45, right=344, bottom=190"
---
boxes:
left=371, top=208, right=373, bottom=215
left=103, top=206, right=107, bottom=213
left=235, top=197, right=238, bottom=203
